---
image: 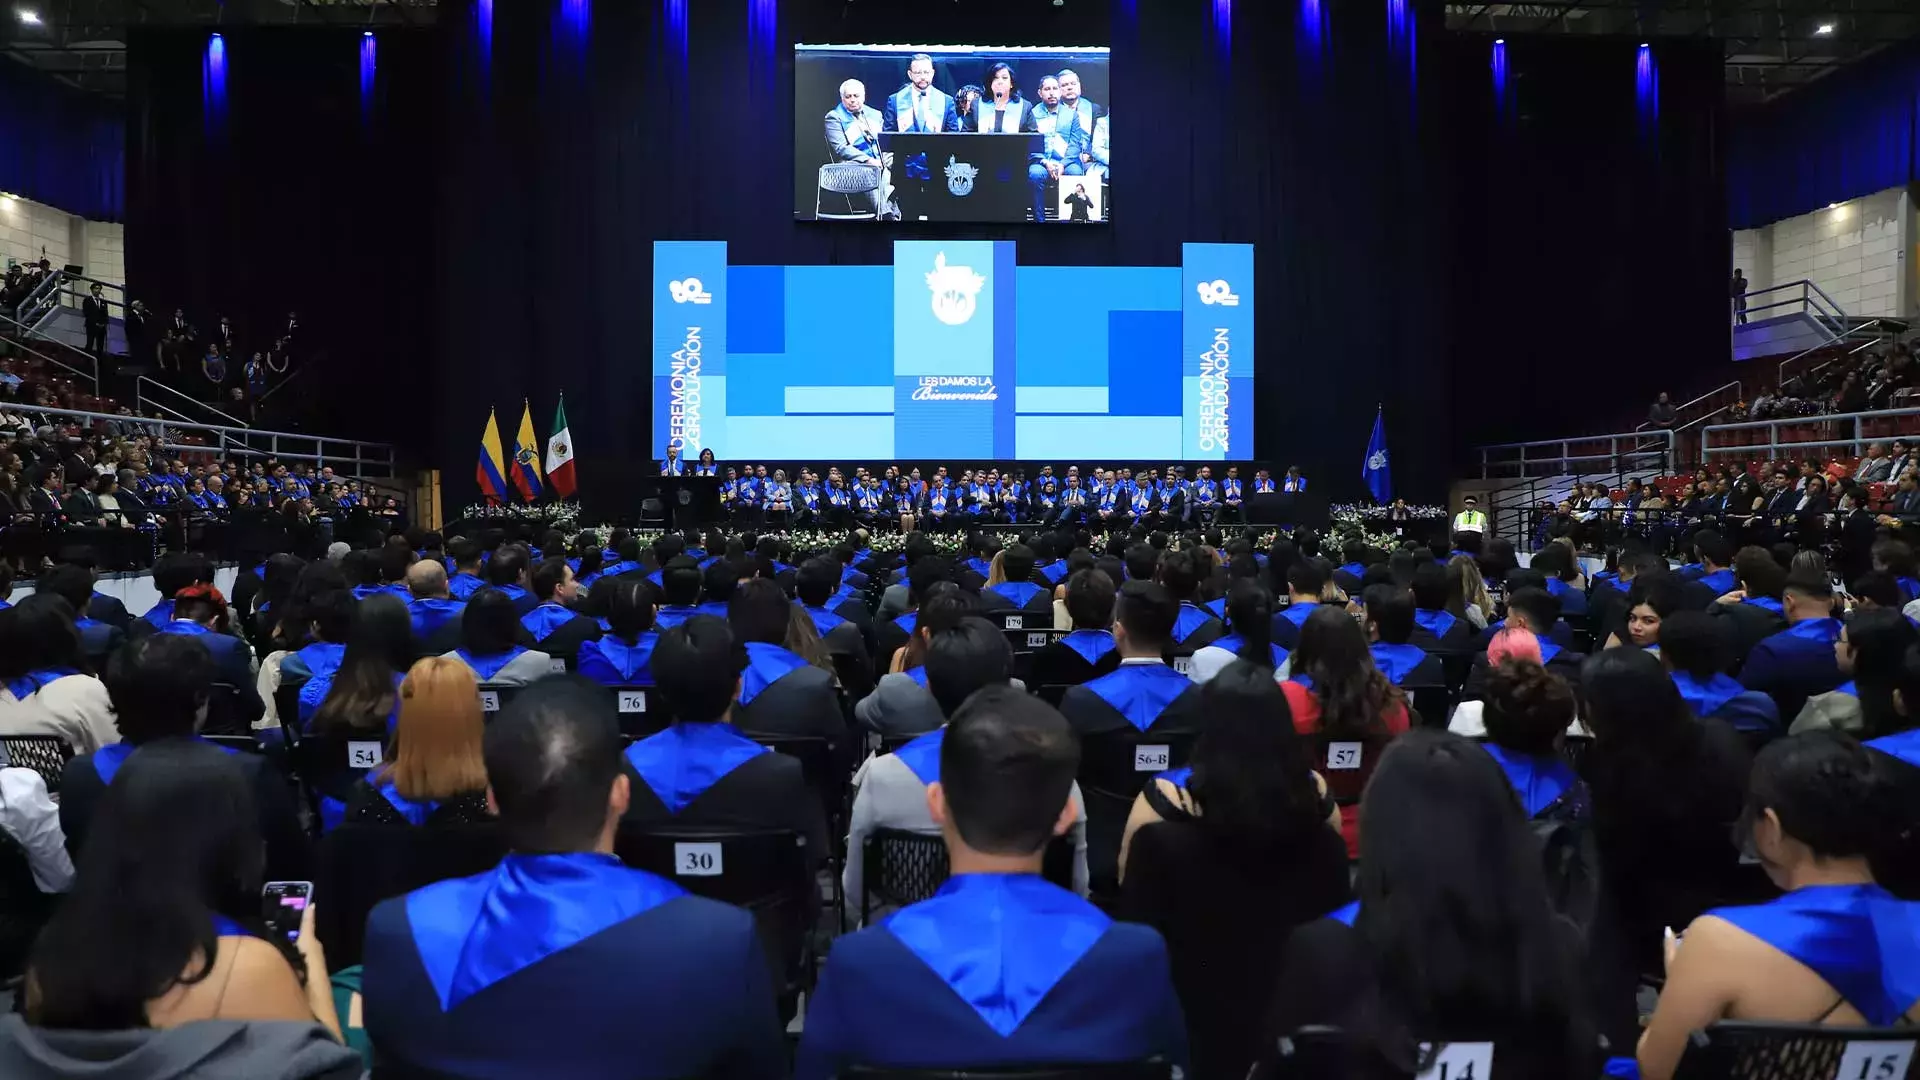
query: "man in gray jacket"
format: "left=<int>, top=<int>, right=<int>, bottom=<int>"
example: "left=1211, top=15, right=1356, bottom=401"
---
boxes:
left=842, top=615, right=1088, bottom=927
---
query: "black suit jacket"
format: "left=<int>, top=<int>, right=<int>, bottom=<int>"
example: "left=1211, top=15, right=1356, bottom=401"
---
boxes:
left=1709, top=601, right=1788, bottom=670
left=61, top=489, right=99, bottom=523
left=87, top=593, right=131, bottom=631
left=1027, top=640, right=1123, bottom=691
left=731, top=666, right=848, bottom=747
left=82, top=296, right=109, bottom=330
left=620, top=749, right=827, bottom=873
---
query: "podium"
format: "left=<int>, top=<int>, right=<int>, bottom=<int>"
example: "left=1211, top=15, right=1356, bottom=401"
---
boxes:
left=650, top=476, right=721, bottom=529
left=883, top=133, right=1044, bottom=222
left=1247, top=492, right=1328, bottom=531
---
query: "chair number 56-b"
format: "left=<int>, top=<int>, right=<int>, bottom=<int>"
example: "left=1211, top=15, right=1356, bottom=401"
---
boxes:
left=674, top=842, right=723, bottom=877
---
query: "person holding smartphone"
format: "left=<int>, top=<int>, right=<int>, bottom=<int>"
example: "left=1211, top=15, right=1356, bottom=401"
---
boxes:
left=7, top=740, right=351, bottom=1073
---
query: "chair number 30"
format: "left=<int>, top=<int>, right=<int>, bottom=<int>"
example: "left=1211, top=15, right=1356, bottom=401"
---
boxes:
left=1415, top=1042, right=1492, bottom=1080
left=1840, top=1041, right=1915, bottom=1080
left=674, top=842, right=723, bottom=877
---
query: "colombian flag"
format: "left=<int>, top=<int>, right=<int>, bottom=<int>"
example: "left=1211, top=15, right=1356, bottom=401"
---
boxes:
left=476, top=408, right=508, bottom=504
left=510, top=400, right=545, bottom=501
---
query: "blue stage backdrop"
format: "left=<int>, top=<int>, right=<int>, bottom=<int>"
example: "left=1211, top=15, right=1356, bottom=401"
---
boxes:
left=653, top=240, right=1253, bottom=461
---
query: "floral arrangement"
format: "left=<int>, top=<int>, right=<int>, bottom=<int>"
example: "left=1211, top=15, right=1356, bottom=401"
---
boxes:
left=1327, top=503, right=1449, bottom=549
left=458, top=501, right=582, bottom=532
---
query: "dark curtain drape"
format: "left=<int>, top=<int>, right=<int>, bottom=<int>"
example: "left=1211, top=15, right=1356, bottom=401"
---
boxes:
left=124, top=28, right=439, bottom=441
left=1442, top=35, right=1728, bottom=448
left=1728, top=37, right=1920, bottom=230
left=432, top=0, right=1456, bottom=507
left=0, top=60, right=123, bottom=222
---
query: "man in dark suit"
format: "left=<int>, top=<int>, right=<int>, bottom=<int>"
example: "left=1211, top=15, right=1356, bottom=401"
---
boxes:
left=361, top=677, right=787, bottom=1079
left=152, top=583, right=264, bottom=729
left=1879, top=471, right=1920, bottom=530
left=82, top=283, right=110, bottom=358
left=520, top=557, right=601, bottom=668
left=620, top=617, right=827, bottom=867
left=1028, top=566, right=1122, bottom=691
left=800, top=684, right=1186, bottom=1077
left=123, top=300, right=150, bottom=364
left=59, top=474, right=102, bottom=525
left=727, top=579, right=848, bottom=746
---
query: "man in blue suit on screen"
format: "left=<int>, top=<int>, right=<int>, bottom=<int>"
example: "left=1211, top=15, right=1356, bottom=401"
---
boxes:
left=797, top=685, right=1187, bottom=1078
left=883, top=53, right=959, bottom=134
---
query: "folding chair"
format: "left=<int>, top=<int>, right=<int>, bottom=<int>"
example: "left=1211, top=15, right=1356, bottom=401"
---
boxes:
left=314, top=821, right=508, bottom=971
left=1674, top=1021, right=1918, bottom=1080
left=1076, top=728, right=1199, bottom=896
left=747, top=731, right=851, bottom=914
left=0, top=735, right=73, bottom=795
left=1259, top=1025, right=1571, bottom=1079
left=605, top=684, right=669, bottom=739
left=861, top=827, right=1074, bottom=925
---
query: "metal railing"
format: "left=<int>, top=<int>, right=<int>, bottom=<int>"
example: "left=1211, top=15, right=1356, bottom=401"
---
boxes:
left=1699, top=406, right=1920, bottom=464
left=1636, top=379, right=1741, bottom=436
left=1741, top=278, right=1851, bottom=338
left=1476, top=429, right=1674, bottom=479
left=0, top=311, right=100, bottom=393
left=137, top=375, right=246, bottom=430
left=2, top=401, right=398, bottom=479
left=1777, top=317, right=1907, bottom=387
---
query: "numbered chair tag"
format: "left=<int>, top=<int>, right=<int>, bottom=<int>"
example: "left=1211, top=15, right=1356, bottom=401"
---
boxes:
left=347, top=740, right=383, bottom=769
left=1134, top=744, right=1171, bottom=771
left=1838, top=1040, right=1916, bottom=1080
left=674, top=842, right=723, bottom=877
left=1327, top=741, right=1363, bottom=771
left=1414, top=1042, right=1493, bottom=1080
left=1026, top=632, right=1048, bottom=648
left=479, top=690, right=500, bottom=713
left=1172, top=656, right=1194, bottom=676
left=617, top=690, right=648, bottom=714
left=548, top=657, right=568, bottom=675
left=1003, top=614, right=1025, bottom=630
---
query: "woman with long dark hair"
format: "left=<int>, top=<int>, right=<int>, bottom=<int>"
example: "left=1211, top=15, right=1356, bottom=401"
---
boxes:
left=303, top=593, right=412, bottom=736
left=441, top=587, right=552, bottom=686
left=1188, top=579, right=1284, bottom=683
left=1579, top=647, right=1759, bottom=976
left=1119, top=662, right=1348, bottom=1080
left=1285, top=606, right=1410, bottom=857
left=1637, top=733, right=1920, bottom=1080
left=1791, top=607, right=1915, bottom=735
left=0, top=595, right=116, bottom=753
left=23, top=740, right=343, bottom=1040
left=342, top=658, right=491, bottom=827
left=1263, top=729, right=1600, bottom=1077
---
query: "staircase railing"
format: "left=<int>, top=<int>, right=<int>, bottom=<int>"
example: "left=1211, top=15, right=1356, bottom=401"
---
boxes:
left=1476, top=429, right=1674, bottom=480
left=0, top=312, right=100, bottom=393
left=1742, top=278, right=1851, bottom=339
left=137, top=375, right=247, bottom=431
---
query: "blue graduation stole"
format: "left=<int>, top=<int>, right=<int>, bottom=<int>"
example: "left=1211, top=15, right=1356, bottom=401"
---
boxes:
left=1172, top=603, right=1214, bottom=643
left=1544, top=578, right=1569, bottom=599
left=379, top=780, right=441, bottom=826
left=1835, top=680, right=1858, bottom=697
left=1537, top=640, right=1564, bottom=665
left=803, top=604, right=846, bottom=636
left=74, top=616, right=102, bottom=632
left=1338, top=562, right=1367, bottom=579
left=895, top=611, right=919, bottom=634
left=350, top=584, right=389, bottom=601
left=1782, top=617, right=1844, bottom=648
left=296, top=641, right=347, bottom=681
left=1158, top=765, right=1192, bottom=789
left=141, top=598, right=175, bottom=628
left=1277, top=601, right=1319, bottom=627
left=578, top=635, right=657, bottom=684
left=653, top=605, right=699, bottom=630
left=93, top=735, right=237, bottom=785
left=1697, top=568, right=1739, bottom=596
left=1329, top=901, right=1360, bottom=926
left=1223, top=479, right=1241, bottom=501
left=966, top=557, right=993, bottom=578
left=894, top=727, right=945, bottom=785
left=1204, top=597, right=1228, bottom=619
left=885, top=874, right=1112, bottom=1038
left=1869, top=729, right=1920, bottom=768
left=1098, top=488, right=1117, bottom=512
left=1369, top=643, right=1429, bottom=685
left=1060, top=629, right=1116, bottom=665
left=1901, top=577, right=1920, bottom=604
left=448, top=572, right=486, bottom=600
left=990, top=581, right=1044, bottom=608
left=1084, top=664, right=1193, bottom=731
left=799, top=486, right=819, bottom=511
left=1481, top=742, right=1577, bottom=817
left=407, top=852, right=686, bottom=1010
left=1413, top=609, right=1457, bottom=638
left=930, top=490, right=948, bottom=513
left=409, top=598, right=466, bottom=640
left=520, top=603, right=576, bottom=643
left=495, top=583, right=530, bottom=604
left=1255, top=479, right=1276, bottom=493
left=623, top=722, right=770, bottom=813
left=1707, top=884, right=1920, bottom=1027
left=3, top=667, right=78, bottom=701
left=903, top=666, right=929, bottom=687
left=1593, top=572, right=1630, bottom=593
left=456, top=647, right=527, bottom=682
left=1672, top=670, right=1747, bottom=718
left=1193, top=481, right=1216, bottom=505
left=693, top=601, right=730, bottom=620
left=160, top=620, right=212, bottom=637
left=1744, top=596, right=1785, bottom=615
left=211, top=913, right=250, bottom=938
left=737, top=642, right=810, bottom=706
left=1210, top=635, right=1286, bottom=667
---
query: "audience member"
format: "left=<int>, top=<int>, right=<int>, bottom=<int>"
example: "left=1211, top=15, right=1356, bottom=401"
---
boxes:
left=1479, top=645, right=1590, bottom=821
left=35, top=563, right=125, bottom=667
left=1158, top=549, right=1225, bottom=650
left=1793, top=607, right=1915, bottom=735
left=794, top=556, right=867, bottom=657
left=1284, top=606, right=1411, bottom=857
left=1188, top=579, right=1284, bottom=682
left=520, top=556, right=600, bottom=664
left=0, top=596, right=117, bottom=753
left=157, top=583, right=264, bottom=729
left=405, top=559, right=466, bottom=655
left=1361, top=584, right=1444, bottom=688
left=1271, top=560, right=1327, bottom=651
left=1026, top=568, right=1122, bottom=689
left=484, top=545, right=536, bottom=615
left=801, top=685, right=1184, bottom=1077
left=575, top=577, right=659, bottom=686
left=1660, top=610, right=1780, bottom=733
left=443, top=587, right=552, bottom=686
left=360, top=677, right=786, bottom=1077
left=445, top=539, right=486, bottom=601
left=303, top=593, right=410, bottom=735
left=727, top=578, right=847, bottom=742
left=1707, top=545, right=1788, bottom=664
left=1739, top=571, right=1846, bottom=720
left=341, top=657, right=492, bottom=826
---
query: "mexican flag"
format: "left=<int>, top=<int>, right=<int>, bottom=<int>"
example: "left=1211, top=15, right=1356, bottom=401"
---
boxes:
left=545, top=396, right=577, bottom=500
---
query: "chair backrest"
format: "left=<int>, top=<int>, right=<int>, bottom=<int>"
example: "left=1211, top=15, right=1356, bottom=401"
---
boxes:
left=476, top=683, right=520, bottom=717
left=314, top=821, right=509, bottom=970
left=844, top=1064, right=1175, bottom=1079
left=0, top=819, right=55, bottom=978
left=1006, top=627, right=1069, bottom=654
left=833, top=651, right=877, bottom=708
left=1260, top=1025, right=1557, bottom=1079
left=861, top=827, right=1074, bottom=923
left=614, top=826, right=813, bottom=995
left=1300, top=731, right=1393, bottom=808
left=291, top=731, right=384, bottom=828
left=0, top=736, right=73, bottom=794
left=747, top=731, right=849, bottom=835
left=1076, top=728, right=1200, bottom=804
left=1674, top=1021, right=1919, bottom=1080
left=198, top=734, right=264, bottom=754
left=205, top=682, right=254, bottom=737
left=273, top=680, right=302, bottom=733
left=604, top=684, right=669, bottom=738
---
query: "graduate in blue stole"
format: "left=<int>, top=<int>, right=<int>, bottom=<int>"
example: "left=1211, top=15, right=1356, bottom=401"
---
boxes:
left=1160, top=550, right=1227, bottom=650
left=1029, top=568, right=1125, bottom=690
left=1361, top=585, right=1443, bottom=688
left=1637, top=733, right=1920, bottom=1080
left=727, top=583, right=849, bottom=745
left=801, top=687, right=1186, bottom=1078
left=795, top=557, right=869, bottom=659
left=1656, top=611, right=1781, bottom=734
left=361, top=678, right=787, bottom=1080
left=445, top=539, right=488, bottom=601
left=981, top=543, right=1051, bottom=617
left=576, top=578, right=659, bottom=687
left=1739, top=573, right=1846, bottom=720
left=517, top=557, right=601, bottom=668
left=1271, top=561, right=1329, bottom=652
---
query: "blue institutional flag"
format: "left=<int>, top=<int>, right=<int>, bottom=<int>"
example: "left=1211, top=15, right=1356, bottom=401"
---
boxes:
left=1362, top=407, right=1392, bottom=504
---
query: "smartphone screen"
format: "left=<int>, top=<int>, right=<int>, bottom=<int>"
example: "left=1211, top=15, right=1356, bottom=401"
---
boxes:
left=261, top=881, right=313, bottom=944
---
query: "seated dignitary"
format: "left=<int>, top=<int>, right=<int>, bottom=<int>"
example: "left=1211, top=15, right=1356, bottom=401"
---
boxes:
left=843, top=617, right=1089, bottom=927
left=1636, top=732, right=1920, bottom=1080
left=574, top=577, right=660, bottom=687
left=405, top=559, right=468, bottom=656
left=518, top=557, right=601, bottom=666
left=1027, top=567, right=1123, bottom=689
left=728, top=578, right=847, bottom=742
left=620, top=617, right=826, bottom=863
left=360, top=677, right=787, bottom=1079
left=801, top=684, right=1186, bottom=1078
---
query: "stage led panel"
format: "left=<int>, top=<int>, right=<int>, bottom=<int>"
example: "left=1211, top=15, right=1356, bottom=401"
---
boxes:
left=652, top=240, right=1253, bottom=460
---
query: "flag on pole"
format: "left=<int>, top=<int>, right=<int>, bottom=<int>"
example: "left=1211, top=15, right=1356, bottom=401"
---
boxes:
left=476, top=408, right=508, bottom=504
left=1362, top=406, right=1392, bottom=505
left=510, top=400, right=545, bottom=502
left=545, top=395, right=577, bottom=500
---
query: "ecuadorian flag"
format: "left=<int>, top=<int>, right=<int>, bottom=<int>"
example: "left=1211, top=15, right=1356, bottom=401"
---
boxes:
left=476, top=408, right=508, bottom=503
left=510, top=400, right=545, bottom=501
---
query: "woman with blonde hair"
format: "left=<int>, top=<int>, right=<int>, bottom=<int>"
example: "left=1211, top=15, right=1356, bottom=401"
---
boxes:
left=1447, top=554, right=1493, bottom=630
left=339, top=657, right=492, bottom=827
